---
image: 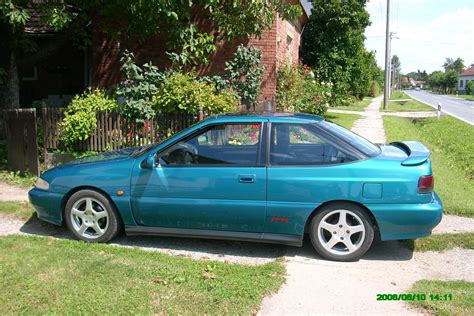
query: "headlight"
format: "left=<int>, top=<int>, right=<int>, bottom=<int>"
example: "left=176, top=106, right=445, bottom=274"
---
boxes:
left=35, top=178, right=49, bottom=190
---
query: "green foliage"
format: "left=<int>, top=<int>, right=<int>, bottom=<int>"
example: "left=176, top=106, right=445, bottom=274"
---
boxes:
left=275, top=65, right=305, bottom=111
left=0, top=235, right=285, bottom=314
left=151, top=72, right=238, bottom=115
left=368, top=81, right=380, bottom=97
left=1, top=1, right=299, bottom=64
left=166, top=24, right=216, bottom=67
left=225, top=45, right=265, bottom=107
left=1, top=1, right=300, bottom=110
left=428, top=69, right=459, bottom=94
left=59, top=90, right=117, bottom=147
left=116, top=50, right=165, bottom=123
left=275, top=64, right=330, bottom=115
left=466, top=80, right=474, bottom=95
left=406, top=70, right=428, bottom=81
left=301, top=0, right=379, bottom=101
left=442, top=57, right=465, bottom=73
left=0, top=171, right=36, bottom=187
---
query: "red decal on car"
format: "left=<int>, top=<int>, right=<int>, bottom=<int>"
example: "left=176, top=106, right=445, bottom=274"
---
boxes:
left=272, top=217, right=289, bottom=223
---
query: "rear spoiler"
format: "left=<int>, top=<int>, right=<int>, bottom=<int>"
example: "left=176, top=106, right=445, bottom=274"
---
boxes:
left=390, top=141, right=431, bottom=166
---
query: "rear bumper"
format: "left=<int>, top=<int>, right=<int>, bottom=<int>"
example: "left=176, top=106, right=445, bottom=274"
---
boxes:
left=28, top=188, right=63, bottom=225
left=368, top=192, right=443, bottom=240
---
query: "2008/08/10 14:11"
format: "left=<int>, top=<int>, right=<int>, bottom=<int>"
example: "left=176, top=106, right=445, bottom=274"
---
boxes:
left=376, top=293, right=453, bottom=301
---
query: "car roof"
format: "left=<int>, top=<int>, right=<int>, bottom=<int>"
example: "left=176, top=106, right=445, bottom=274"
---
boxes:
left=206, top=112, right=324, bottom=123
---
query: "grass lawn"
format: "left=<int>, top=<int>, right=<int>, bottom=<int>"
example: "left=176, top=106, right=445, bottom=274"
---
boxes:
left=0, top=235, right=285, bottom=314
left=383, top=91, right=434, bottom=112
left=404, top=233, right=474, bottom=252
left=324, top=113, right=361, bottom=129
left=331, top=97, right=373, bottom=112
left=408, top=280, right=473, bottom=315
left=0, top=201, right=35, bottom=221
left=454, top=94, right=474, bottom=101
left=383, top=116, right=474, bottom=217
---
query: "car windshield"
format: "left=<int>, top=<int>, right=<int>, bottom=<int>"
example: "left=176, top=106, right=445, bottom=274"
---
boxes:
left=129, top=144, right=157, bottom=158
left=129, top=120, right=205, bottom=158
left=317, top=120, right=381, bottom=157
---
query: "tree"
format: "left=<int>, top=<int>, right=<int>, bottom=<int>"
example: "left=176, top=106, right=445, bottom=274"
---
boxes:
left=301, top=0, right=372, bottom=100
left=444, top=70, right=458, bottom=93
left=391, top=55, right=401, bottom=73
left=407, top=70, right=428, bottom=81
left=0, top=0, right=300, bottom=108
left=443, top=57, right=465, bottom=73
left=391, top=55, right=401, bottom=89
left=427, top=71, right=445, bottom=93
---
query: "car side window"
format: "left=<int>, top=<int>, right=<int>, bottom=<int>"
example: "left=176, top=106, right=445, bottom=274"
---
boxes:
left=157, top=123, right=261, bottom=165
left=270, top=123, right=356, bottom=165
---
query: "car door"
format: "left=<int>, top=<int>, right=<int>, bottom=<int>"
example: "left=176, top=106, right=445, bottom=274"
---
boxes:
left=130, top=121, right=267, bottom=233
left=266, top=122, right=360, bottom=236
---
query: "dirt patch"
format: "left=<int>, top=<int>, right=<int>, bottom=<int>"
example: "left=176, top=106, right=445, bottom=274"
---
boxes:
left=259, top=242, right=473, bottom=315
left=0, top=182, right=30, bottom=202
left=433, top=214, right=474, bottom=234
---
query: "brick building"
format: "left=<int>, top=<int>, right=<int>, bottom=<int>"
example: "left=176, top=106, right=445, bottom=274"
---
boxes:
left=17, top=1, right=310, bottom=108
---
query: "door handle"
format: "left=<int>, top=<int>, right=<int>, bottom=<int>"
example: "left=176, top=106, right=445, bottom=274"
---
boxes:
left=238, top=174, right=256, bottom=183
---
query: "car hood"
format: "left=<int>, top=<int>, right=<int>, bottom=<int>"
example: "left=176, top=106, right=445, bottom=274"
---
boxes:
left=65, top=147, right=138, bottom=165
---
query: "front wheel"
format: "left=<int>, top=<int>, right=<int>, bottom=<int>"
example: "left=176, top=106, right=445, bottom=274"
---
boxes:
left=309, top=203, right=374, bottom=261
left=64, top=190, right=121, bottom=243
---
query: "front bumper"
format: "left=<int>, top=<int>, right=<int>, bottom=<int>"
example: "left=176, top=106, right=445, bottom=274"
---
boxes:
left=28, top=188, right=64, bottom=225
left=368, top=192, right=443, bottom=240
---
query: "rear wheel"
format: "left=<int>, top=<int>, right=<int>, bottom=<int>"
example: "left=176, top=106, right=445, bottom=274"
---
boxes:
left=309, top=203, right=374, bottom=261
left=64, top=190, right=121, bottom=243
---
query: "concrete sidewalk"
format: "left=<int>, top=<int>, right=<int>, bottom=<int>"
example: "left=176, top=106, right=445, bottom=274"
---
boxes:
left=351, top=95, right=386, bottom=143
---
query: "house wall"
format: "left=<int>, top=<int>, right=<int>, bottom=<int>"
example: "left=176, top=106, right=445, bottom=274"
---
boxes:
left=458, top=75, right=474, bottom=92
left=91, top=7, right=307, bottom=105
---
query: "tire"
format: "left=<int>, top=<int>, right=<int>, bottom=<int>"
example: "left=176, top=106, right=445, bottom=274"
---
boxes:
left=309, top=202, right=374, bottom=262
left=64, top=189, right=121, bottom=243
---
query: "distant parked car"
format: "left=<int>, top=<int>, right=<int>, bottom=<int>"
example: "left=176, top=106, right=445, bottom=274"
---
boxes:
left=29, top=113, right=442, bottom=261
left=415, top=87, right=421, bottom=91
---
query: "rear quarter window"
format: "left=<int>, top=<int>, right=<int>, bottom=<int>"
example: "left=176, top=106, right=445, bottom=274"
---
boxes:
left=317, top=121, right=381, bottom=157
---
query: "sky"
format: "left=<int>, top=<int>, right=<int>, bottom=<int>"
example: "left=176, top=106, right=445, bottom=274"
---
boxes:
left=364, top=0, right=474, bottom=74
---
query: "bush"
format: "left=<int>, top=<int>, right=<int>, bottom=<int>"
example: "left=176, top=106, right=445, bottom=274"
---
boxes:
left=59, top=90, right=117, bottom=147
left=151, top=72, right=238, bottom=114
left=466, top=80, right=473, bottom=96
left=225, top=45, right=265, bottom=109
left=275, top=64, right=330, bottom=115
left=116, top=50, right=165, bottom=123
left=369, top=80, right=380, bottom=97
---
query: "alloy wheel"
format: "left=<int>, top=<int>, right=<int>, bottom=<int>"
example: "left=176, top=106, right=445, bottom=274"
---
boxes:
left=317, top=209, right=366, bottom=255
left=70, top=197, right=109, bottom=239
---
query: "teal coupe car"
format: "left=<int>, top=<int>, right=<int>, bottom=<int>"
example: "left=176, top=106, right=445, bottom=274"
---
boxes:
left=29, top=113, right=443, bottom=261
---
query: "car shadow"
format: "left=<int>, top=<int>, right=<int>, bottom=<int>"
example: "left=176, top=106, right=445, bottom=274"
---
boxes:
left=19, top=215, right=414, bottom=262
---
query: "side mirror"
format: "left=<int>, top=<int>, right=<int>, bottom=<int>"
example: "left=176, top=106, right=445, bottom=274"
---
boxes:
left=141, top=154, right=157, bottom=169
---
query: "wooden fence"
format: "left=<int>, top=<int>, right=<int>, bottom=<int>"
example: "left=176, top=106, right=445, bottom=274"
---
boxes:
left=3, top=109, right=40, bottom=175
left=42, top=107, right=202, bottom=152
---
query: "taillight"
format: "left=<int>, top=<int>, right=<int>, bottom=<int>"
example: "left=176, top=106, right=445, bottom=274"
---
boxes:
left=418, top=175, right=434, bottom=194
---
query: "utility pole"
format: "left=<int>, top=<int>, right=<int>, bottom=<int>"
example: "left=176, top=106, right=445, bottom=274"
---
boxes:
left=383, top=0, right=391, bottom=109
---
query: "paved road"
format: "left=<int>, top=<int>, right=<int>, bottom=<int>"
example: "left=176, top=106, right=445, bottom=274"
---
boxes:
left=405, top=90, right=474, bottom=125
